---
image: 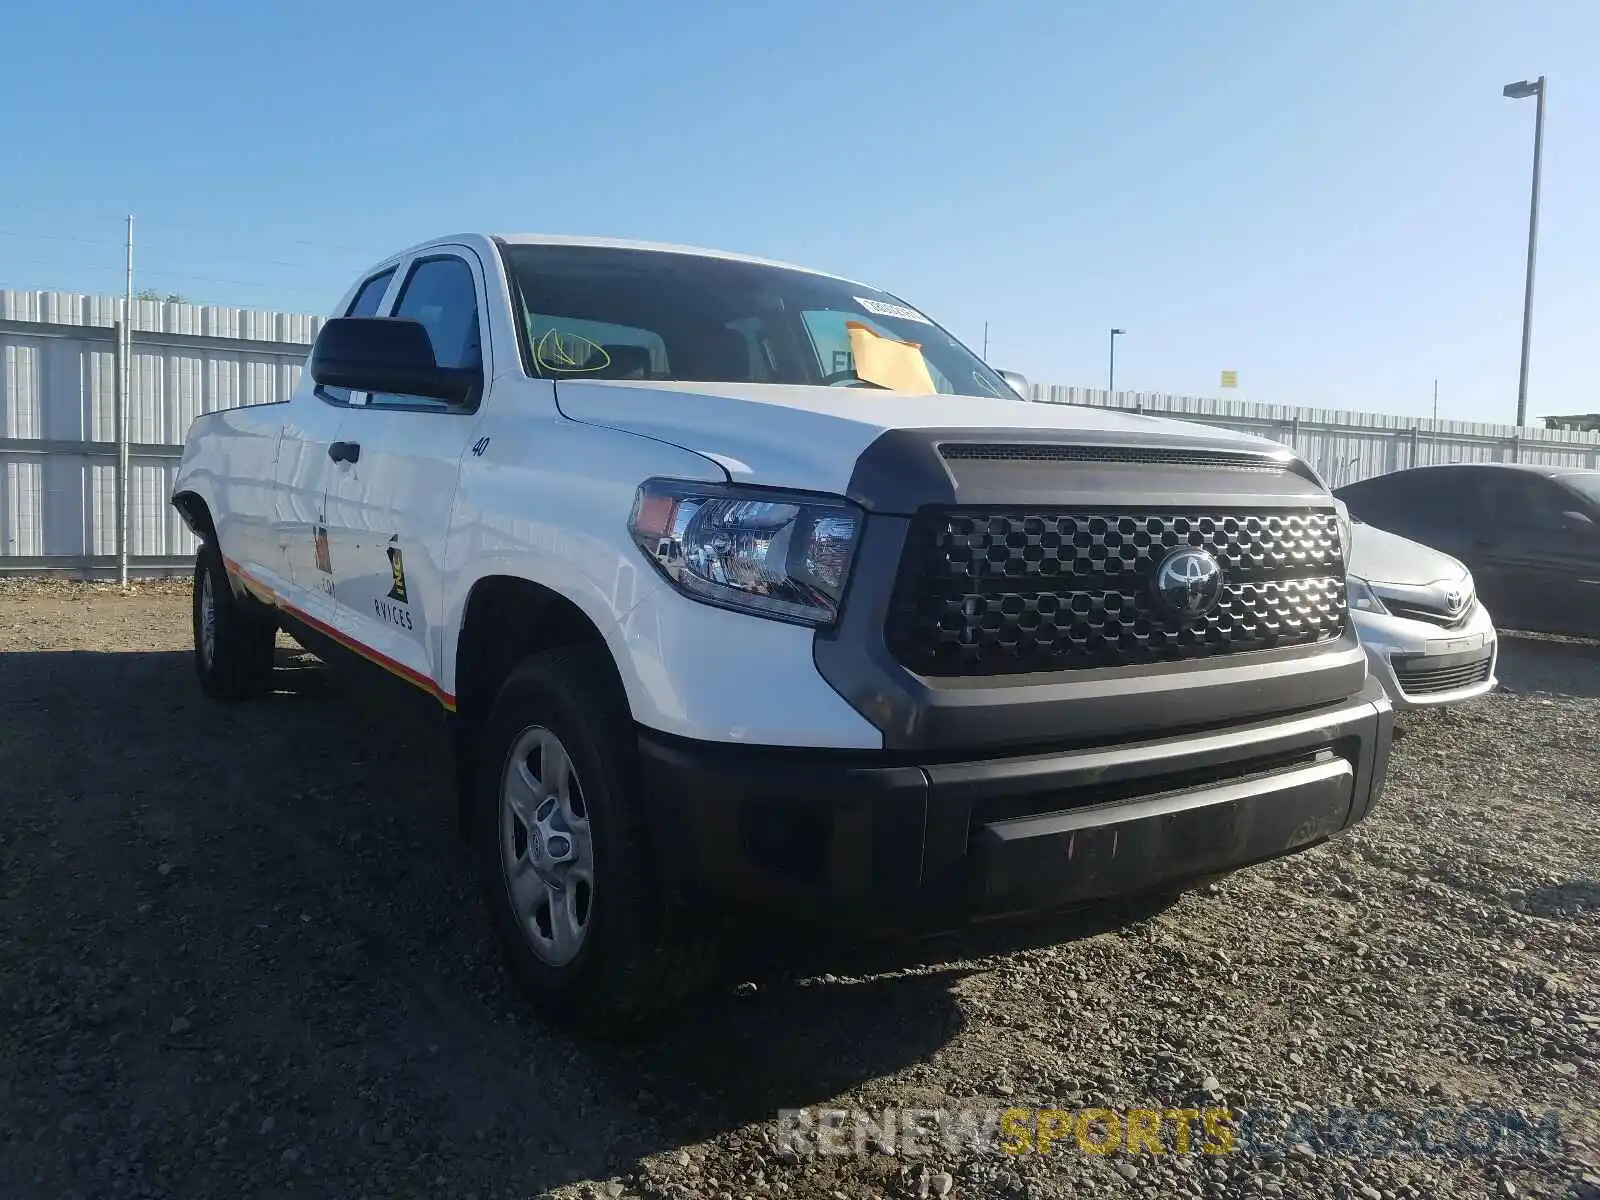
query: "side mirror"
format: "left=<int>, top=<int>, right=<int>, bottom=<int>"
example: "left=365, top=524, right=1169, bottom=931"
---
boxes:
left=309, top=317, right=479, bottom=405
left=996, top=369, right=1031, bottom=399
left=1560, top=510, right=1595, bottom=534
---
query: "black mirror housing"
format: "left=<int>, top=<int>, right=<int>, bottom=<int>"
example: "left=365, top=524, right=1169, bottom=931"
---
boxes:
left=996, top=369, right=1030, bottom=399
left=309, top=317, right=478, bottom=405
left=1560, top=510, right=1595, bottom=534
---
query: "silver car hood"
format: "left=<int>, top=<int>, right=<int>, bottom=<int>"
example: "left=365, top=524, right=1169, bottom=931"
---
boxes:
left=1347, top=522, right=1469, bottom=586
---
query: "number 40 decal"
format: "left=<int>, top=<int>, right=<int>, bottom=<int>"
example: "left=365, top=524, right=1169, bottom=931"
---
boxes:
left=470, top=436, right=491, bottom=458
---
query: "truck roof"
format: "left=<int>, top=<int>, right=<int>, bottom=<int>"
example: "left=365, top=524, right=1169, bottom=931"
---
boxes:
left=493, top=233, right=863, bottom=286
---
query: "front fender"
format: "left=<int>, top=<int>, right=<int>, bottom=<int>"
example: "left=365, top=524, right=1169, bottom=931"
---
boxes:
left=439, top=387, right=882, bottom=749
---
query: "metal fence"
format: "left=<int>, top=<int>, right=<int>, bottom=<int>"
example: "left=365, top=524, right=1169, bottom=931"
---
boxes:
left=0, top=291, right=319, bottom=575
left=4, top=289, right=1599, bottom=577
left=1032, top=385, right=1600, bottom=489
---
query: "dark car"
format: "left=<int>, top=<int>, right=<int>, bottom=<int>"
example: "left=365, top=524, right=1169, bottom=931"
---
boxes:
left=1334, top=463, right=1600, bottom=639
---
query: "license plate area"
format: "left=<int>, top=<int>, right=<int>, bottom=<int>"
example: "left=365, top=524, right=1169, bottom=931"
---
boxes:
left=975, top=754, right=1355, bottom=905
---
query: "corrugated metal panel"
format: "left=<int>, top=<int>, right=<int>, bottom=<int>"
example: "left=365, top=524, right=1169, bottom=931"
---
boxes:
left=89, top=345, right=117, bottom=441
left=2, top=457, right=44, bottom=557
left=4, top=341, right=41, bottom=438
left=41, top=453, right=85, bottom=557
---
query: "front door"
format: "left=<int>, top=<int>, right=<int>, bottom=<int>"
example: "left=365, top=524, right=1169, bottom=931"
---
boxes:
left=321, top=251, right=489, bottom=699
left=1476, top=473, right=1599, bottom=636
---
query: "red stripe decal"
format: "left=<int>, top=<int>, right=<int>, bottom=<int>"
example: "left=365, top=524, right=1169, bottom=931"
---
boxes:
left=223, top=557, right=456, bottom=710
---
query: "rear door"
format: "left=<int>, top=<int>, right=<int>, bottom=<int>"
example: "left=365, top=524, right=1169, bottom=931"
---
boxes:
left=320, top=250, right=489, bottom=696
left=272, top=266, right=397, bottom=610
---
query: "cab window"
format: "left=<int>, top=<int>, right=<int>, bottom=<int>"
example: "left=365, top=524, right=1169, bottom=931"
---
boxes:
left=368, top=256, right=482, bottom=410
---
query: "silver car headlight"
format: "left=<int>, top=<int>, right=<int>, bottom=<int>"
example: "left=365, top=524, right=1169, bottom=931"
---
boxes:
left=628, top=479, right=862, bottom=627
left=1346, top=576, right=1388, bottom=615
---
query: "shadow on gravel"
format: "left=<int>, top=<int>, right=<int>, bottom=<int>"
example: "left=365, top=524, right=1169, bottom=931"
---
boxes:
left=744, top=890, right=1183, bottom=981
left=1495, top=634, right=1600, bottom=700
left=0, top=644, right=1169, bottom=1197
left=1523, top=879, right=1599, bottom=919
left=612, top=893, right=1181, bottom=1143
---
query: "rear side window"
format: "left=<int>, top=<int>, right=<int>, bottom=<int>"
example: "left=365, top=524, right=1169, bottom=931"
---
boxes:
left=368, top=256, right=483, bottom=411
left=348, top=270, right=394, bottom=318
left=1401, top=474, right=1463, bottom=526
left=321, top=268, right=394, bottom=404
left=1341, top=471, right=1468, bottom=533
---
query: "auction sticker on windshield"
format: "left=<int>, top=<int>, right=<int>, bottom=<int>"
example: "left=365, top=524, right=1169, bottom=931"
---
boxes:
left=855, top=296, right=931, bottom=325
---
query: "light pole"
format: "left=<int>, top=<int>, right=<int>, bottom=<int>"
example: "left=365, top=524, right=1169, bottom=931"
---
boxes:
left=1503, top=76, right=1546, bottom=428
left=1108, top=328, right=1125, bottom=395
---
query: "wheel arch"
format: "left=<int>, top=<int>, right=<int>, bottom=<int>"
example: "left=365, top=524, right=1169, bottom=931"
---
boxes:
left=172, top=489, right=217, bottom=544
left=449, top=573, right=629, bottom=832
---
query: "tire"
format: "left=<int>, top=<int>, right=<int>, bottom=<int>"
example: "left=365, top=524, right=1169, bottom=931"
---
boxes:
left=192, top=542, right=276, bottom=701
left=474, top=646, right=716, bottom=1029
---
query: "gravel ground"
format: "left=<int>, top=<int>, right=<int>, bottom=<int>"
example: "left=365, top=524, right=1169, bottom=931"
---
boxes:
left=0, top=581, right=1595, bottom=1200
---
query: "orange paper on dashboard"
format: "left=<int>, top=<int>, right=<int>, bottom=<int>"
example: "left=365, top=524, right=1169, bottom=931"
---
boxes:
left=845, top=321, right=937, bottom=395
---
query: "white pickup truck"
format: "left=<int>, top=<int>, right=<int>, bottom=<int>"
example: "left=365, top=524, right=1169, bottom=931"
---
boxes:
left=172, top=233, right=1393, bottom=1024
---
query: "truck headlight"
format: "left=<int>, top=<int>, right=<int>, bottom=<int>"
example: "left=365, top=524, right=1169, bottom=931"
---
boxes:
left=1346, top=576, right=1388, bottom=615
left=1333, top=497, right=1353, bottom=562
left=628, top=479, right=862, bottom=626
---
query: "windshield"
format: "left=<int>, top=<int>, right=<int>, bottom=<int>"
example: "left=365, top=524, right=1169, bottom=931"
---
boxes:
left=1558, top=472, right=1600, bottom=506
left=499, top=242, right=1014, bottom=398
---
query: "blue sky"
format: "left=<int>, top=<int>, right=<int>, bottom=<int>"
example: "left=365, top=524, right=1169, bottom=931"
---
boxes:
left=0, top=0, right=1594, bottom=424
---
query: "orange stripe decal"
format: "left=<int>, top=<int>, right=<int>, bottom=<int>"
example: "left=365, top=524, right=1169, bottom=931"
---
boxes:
left=223, top=556, right=456, bottom=711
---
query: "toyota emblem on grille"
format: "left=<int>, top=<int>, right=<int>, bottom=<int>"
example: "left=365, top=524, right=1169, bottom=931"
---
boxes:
left=1155, top=548, right=1224, bottom=619
left=1444, top=585, right=1466, bottom=613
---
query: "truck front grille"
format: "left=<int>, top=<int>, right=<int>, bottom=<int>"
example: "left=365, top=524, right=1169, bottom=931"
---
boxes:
left=886, top=508, right=1347, bottom=676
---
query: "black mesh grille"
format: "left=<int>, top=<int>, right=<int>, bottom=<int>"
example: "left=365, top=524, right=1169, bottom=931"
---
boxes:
left=939, top=443, right=1289, bottom=472
left=1393, top=654, right=1493, bottom=696
left=1386, top=601, right=1472, bottom=631
left=886, top=508, right=1348, bottom=676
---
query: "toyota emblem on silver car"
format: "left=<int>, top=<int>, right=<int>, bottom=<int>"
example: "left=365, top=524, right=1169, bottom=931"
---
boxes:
left=1155, top=549, right=1225, bottom=618
left=1444, top=585, right=1466, bottom=613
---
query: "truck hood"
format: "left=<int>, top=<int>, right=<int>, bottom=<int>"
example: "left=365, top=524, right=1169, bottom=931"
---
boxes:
left=1347, top=521, right=1469, bottom=586
left=552, top=379, right=1299, bottom=497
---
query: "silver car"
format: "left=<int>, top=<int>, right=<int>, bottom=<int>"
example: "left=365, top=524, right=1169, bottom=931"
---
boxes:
left=1345, top=520, right=1498, bottom=710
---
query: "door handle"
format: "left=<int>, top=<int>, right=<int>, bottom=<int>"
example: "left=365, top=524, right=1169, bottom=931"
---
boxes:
left=328, top=441, right=361, bottom=464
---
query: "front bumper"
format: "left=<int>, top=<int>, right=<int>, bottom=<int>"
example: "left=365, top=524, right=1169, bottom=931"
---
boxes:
left=1352, top=602, right=1498, bottom=711
left=636, top=678, right=1393, bottom=933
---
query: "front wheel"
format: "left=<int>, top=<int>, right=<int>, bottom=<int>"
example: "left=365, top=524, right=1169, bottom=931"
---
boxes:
left=474, top=647, right=716, bottom=1028
left=192, top=542, right=276, bottom=700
